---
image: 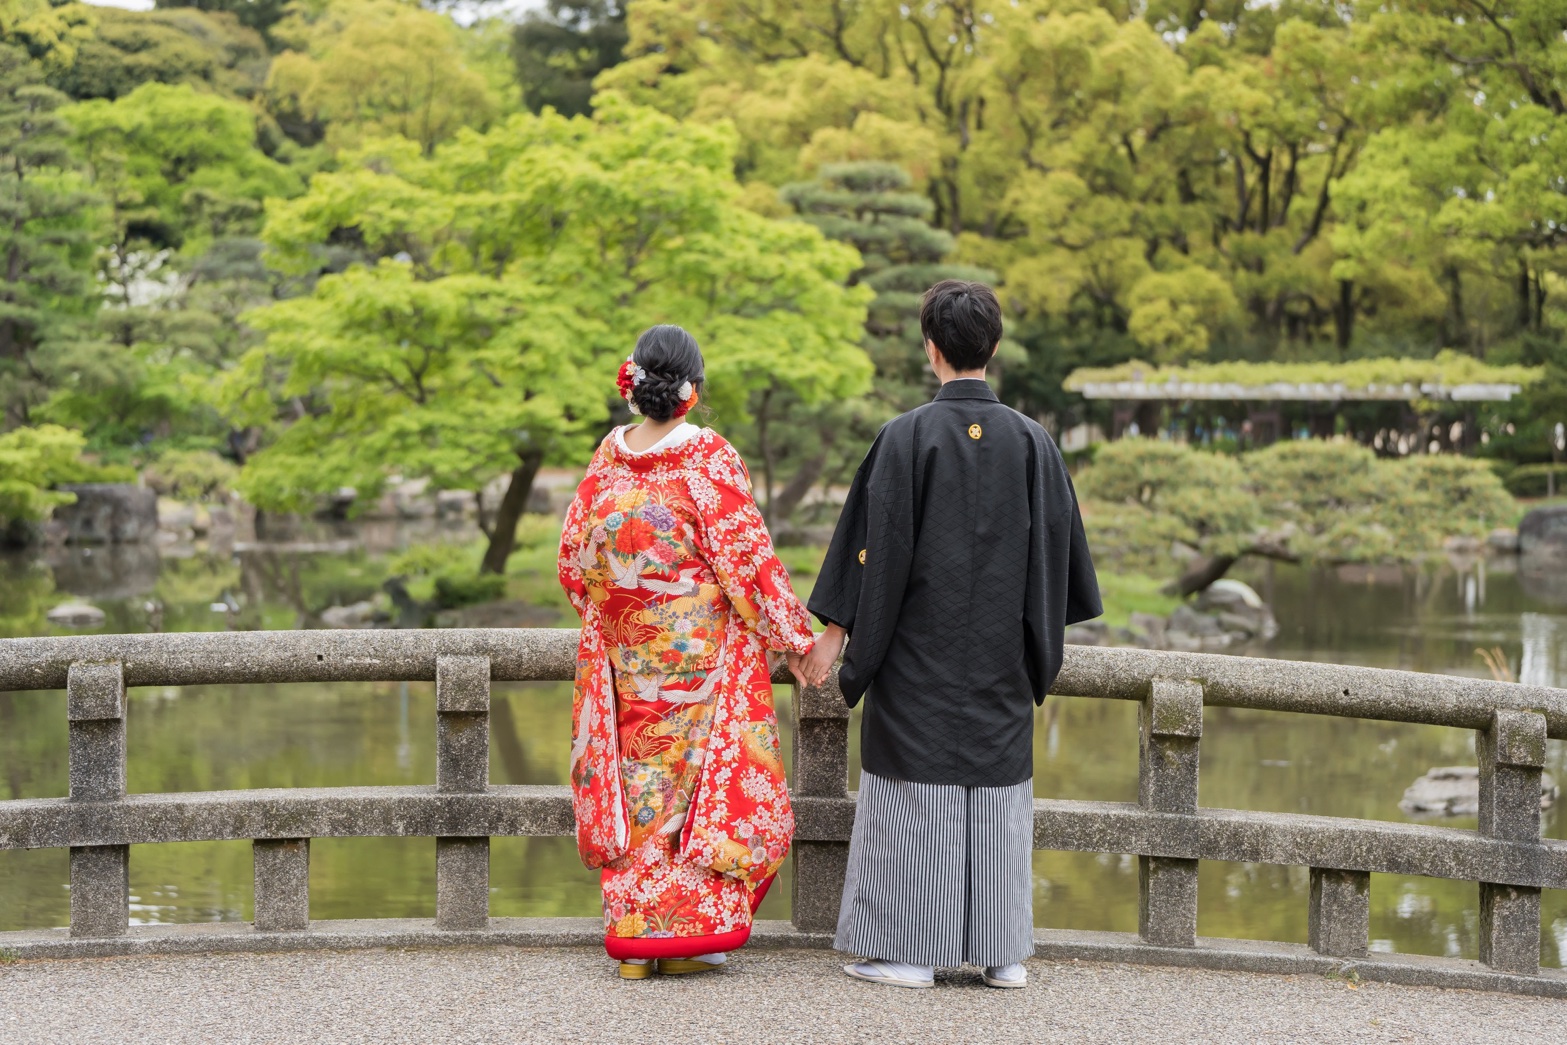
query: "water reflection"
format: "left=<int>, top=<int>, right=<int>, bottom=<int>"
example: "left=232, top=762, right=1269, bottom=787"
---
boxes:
left=1522, top=614, right=1567, bottom=688
left=1, top=535, right=1565, bottom=966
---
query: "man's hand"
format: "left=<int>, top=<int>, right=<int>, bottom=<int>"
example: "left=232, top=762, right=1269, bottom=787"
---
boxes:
left=799, top=624, right=847, bottom=688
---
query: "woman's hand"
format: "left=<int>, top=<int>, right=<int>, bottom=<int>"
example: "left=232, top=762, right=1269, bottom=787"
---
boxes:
left=785, top=651, right=809, bottom=689
left=799, top=624, right=846, bottom=688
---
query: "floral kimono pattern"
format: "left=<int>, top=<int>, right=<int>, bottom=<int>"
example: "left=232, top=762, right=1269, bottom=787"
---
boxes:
left=559, top=427, right=815, bottom=958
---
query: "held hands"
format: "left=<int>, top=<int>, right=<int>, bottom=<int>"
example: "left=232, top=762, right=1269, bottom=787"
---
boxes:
left=796, top=624, right=846, bottom=689
left=785, top=651, right=809, bottom=689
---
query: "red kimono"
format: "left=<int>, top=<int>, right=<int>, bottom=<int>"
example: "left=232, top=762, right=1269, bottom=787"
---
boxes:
left=558, top=426, right=815, bottom=960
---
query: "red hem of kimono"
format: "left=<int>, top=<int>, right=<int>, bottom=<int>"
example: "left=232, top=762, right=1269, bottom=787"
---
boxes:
left=604, top=926, right=751, bottom=960
left=600, top=875, right=777, bottom=960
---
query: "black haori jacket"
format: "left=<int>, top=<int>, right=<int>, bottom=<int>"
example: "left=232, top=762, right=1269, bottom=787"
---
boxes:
left=809, top=379, right=1102, bottom=788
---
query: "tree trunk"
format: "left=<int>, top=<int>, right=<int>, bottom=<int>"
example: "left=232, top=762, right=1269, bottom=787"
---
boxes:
left=479, top=448, right=546, bottom=575
left=1162, top=554, right=1240, bottom=598
left=769, top=448, right=831, bottom=527
left=1332, top=279, right=1354, bottom=354
left=756, top=387, right=776, bottom=523
left=1162, top=543, right=1302, bottom=597
left=1518, top=262, right=1534, bottom=332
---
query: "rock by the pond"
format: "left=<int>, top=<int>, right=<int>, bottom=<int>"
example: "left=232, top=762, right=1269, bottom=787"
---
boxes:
left=1399, top=765, right=1559, bottom=817
left=1194, top=580, right=1279, bottom=641
left=158, top=498, right=197, bottom=535
left=1519, top=505, right=1567, bottom=557
left=46, top=602, right=106, bottom=626
left=1065, top=619, right=1110, bottom=646
left=1166, top=603, right=1233, bottom=650
left=435, top=599, right=563, bottom=629
left=1488, top=527, right=1521, bottom=554
left=1127, top=611, right=1168, bottom=647
left=51, top=484, right=158, bottom=544
left=320, top=601, right=377, bottom=628
left=1443, top=534, right=1485, bottom=555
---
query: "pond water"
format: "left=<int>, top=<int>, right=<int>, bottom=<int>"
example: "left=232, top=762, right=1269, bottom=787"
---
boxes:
left=3, top=529, right=1567, bottom=967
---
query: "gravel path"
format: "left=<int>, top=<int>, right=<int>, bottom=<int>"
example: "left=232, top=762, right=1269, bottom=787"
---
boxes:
left=2, top=947, right=1561, bottom=1045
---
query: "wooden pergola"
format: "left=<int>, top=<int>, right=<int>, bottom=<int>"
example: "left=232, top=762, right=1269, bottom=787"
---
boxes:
left=1064, top=358, right=1539, bottom=451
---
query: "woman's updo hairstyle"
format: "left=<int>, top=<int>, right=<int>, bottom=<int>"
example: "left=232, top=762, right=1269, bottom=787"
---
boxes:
left=627, top=325, right=704, bottom=423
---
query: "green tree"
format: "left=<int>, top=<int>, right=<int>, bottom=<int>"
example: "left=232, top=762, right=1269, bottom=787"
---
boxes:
left=266, top=0, right=500, bottom=155
left=0, top=44, right=106, bottom=430
left=41, top=237, right=293, bottom=455
left=0, top=423, right=131, bottom=542
left=1078, top=438, right=1517, bottom=595
left=29, top=85, right=302, bottom=456
left=0, top=423, right=87, bottom=530
left=221, top=102, right=870, bottom=573
left=0, top=0, right=96, bottom=75
left=754, top=161, right=995, bottom=524
left=510, top=0, right=626, bottom=117
left=47, top=6, right=270, bottom=101
left=601, top=0, right=1564, bottom=376
left=68, top=82, right=302, bottom=266
left=153, top=0, right=290, bottom=41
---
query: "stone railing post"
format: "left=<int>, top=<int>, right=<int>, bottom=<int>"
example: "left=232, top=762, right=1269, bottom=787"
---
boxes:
left=67, top=662, right=129, bottom=938
left=1307, top=867, right=1369, bottom=958
left=1138, top=677, right=1202, bottom=948
left=435, top=654, right=491, bottom=931
left=791, top=670, right=851, bottom=935
left=253, top=839, right=310, bottom=931
left=1478, top=708, right=1546, bottom=974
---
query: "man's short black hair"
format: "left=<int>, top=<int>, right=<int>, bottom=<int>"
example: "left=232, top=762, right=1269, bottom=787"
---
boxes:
left=919, top=280, right=1003, bottom=371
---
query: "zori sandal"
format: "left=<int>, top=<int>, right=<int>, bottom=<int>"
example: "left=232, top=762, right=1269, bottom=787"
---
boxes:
left=656, top=957, right=725, bottom=975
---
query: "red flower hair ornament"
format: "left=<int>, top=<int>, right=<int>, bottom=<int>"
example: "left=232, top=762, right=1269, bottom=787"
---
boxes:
left=617, top=355, right=699, bottom=419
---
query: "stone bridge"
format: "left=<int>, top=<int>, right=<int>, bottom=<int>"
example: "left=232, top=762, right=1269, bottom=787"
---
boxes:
left=3, top=629, right=1567, bottom=1043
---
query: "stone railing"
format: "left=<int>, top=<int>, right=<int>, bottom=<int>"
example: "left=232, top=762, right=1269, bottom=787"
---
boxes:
left=2, top=629, right=1567, bottom=997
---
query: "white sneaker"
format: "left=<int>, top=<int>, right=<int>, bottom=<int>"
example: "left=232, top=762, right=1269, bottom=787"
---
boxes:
left=982, top=963, right=1027, bottom=988
left=843, top=959, right=935, bottom=988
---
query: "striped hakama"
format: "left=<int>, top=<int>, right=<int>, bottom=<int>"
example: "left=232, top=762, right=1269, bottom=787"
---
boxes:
left=834, top=770, right=1035, bottom=968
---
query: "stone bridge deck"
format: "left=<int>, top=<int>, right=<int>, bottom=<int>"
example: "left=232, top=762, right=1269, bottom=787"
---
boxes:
left=2, top=945, right=1560, bottom=1045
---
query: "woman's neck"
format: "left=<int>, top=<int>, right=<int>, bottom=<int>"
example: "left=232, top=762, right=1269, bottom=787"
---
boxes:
left=624, top=416, right=683, bottom=452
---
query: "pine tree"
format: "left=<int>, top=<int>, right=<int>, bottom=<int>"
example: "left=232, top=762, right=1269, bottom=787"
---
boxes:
left=0, top=45, right=106, bottom=430
left=510, top=0, right=627, bottom=118
left=753, top=163, right=992, bottom=528
left=784, top=162, right=994, bottom=411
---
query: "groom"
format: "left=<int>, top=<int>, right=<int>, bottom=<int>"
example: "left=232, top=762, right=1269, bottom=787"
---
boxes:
left=801, top=279, right=1101, bottom=989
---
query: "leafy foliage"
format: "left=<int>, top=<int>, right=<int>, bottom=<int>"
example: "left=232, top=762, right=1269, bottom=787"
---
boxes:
left=142, top=448, right=239, bottom=500
left=48, top=6, right=270, bottom=101
left=68, top=82, right=302, bottom=258
left=1065, top=353, right=1544, bottom=394
left=742, top=161, right=993, bottom=524
left=221, top=102, right=869, bottom=569
left=604, top=0, right=1567, bottom=372
left=1078, top=438, right=1518, bottom=586
left=0, top=44, right=108, bottom=429
left=0, top=423, right=131, bottom=528
left=154, top=0, right=291, bottom=41
left=1077, top=440, right=1260, bottom=576
left=266, top=0, right=500, bottom=154
left=511, top=0, right=626, bottom=117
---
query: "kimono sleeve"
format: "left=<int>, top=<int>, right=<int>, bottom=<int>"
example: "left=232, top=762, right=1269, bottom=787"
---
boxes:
left=557, top=442, right=611, bottom=619
left=1022, top=433, right=1103, bottom=705
left=691, top=441, right=816, bottom=657
left=816, top=424, right=917, bottom=708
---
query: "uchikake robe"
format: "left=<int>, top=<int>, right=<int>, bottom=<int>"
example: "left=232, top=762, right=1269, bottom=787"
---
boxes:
left=808, top=379, right=1103, bottom=789
left=559, top=427, right=815, bottom=959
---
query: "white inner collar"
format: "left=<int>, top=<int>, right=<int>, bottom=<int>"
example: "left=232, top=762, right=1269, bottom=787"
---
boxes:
left=615, top=422, right=700, bottom=456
